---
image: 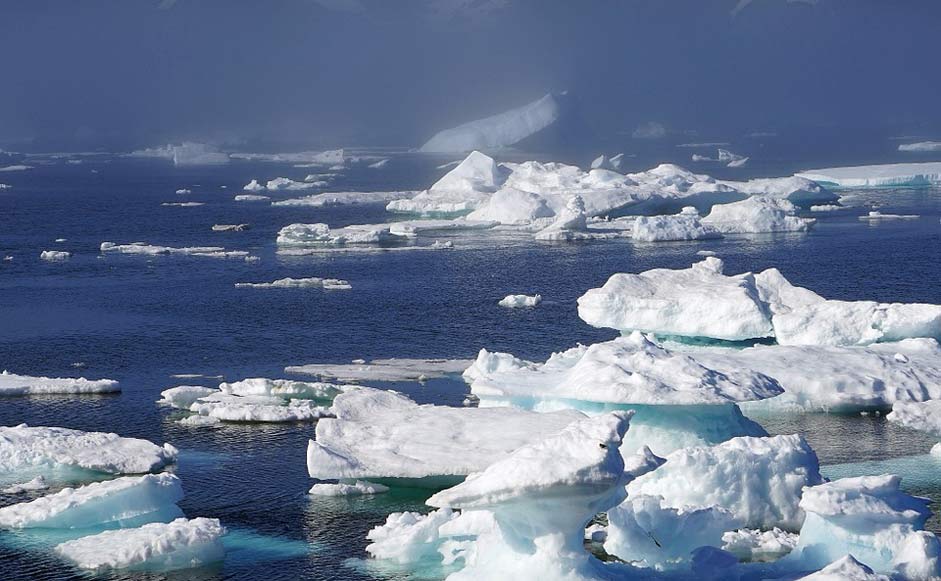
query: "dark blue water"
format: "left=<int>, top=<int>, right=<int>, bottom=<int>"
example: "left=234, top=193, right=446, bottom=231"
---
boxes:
left=1, top=152, right=940, bottom=580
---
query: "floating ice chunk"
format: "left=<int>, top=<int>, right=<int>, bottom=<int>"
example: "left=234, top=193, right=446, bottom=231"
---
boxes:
left=899, top=141, right=941, bottom=152
left=175, top=188, right=191, bottom=195
left=211, top=223, right=249, bottom=232
left=189, top=392, right=332, bottom=423
left=218, top=377, right=351, bottom=401
left=234, top=193, right=269, bottom=201
left=498, top=294, right=541, bottom=308
left=811, top=204, right=842, bottom=212
left=387, top=219, right=497, bottom=238
left=578, top=257, right=773, bottom=341
left=786, top=475, right=941, bottom=578
left=795, top=555, right=889, bottom=580
left=0, top=425, right=177, bottom=475
left=887, top=400, right=941, bottom=436
left=307, top=387, right=584, bottom=483
left=308, top=480, right=389, bottom=496
left=242, top=179, right=265, bottom=192
left=726, top=156, right=749, bottom=168
left=702, top=196, right=814, bottom=233
left=420, top=93, right=562, bottom=153
left=157, top=386, right=218, bottom=410
left=129, top=142, right=229, bottom=166
left=276, top=223, right=402, bottom=246
left=721, top=527, right=798, bottom=562
left=100, top=242, right=248, bottom=259
left=365, top=508, right=458, bottom=564
left=604, top=495, right=741, bottom=570
left=692, top=339, right=941, bottom=412
left=465, top=187, right=554, bottom=224
left=534, top=195, right=592, bottom=241
left=161, top=201, right=204, bottom=207
left=2, top=476, right=49, bottom=494
left=286, top=358, right=472, bottom=383
left=177, top=415, right=221, bottom=427
left=265, top=177, right=319, bottom=191
left=859, top=210, right=920, bottom=220
left=369, top=159, right=389, bottom=169
left=40, top=250, right=71, bottom=261
left=55, top=517, right=226, bottom=572
left=631, top=206, right=722, bottom=242
left=388, top=151, right=504, bottom=215
left=0, top=473, right=183, bottom=529
left=273, top=191, right=415, bottom=208
left=0, top=164, right=33, bottom=171
left=0, top=370, right=119, bottom=396
left=235, top=277, right=351, bottom=290
left=627, top=435, right=823, bottom=531
left=797, top=162, right=941, bottom=188
left=0, top=183, right=10, bottom=189
left=425, top=412, right=631, bottom=581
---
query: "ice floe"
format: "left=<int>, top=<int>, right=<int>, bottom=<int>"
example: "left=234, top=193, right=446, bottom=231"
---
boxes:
left=797, top=162, right=941, bottom=188
left=0, top=473, right=183, bottom=529
left=101, top=241, right=248, bottom=259
left=286, top=358, right=472, bottom=383
left=273, top=191, right=416, bottom=208
left=55, top=517, right=226, bottom=571
left=265, top=177, right=320, bottom=191
left=420, top=93, right=562, bottom=153
left=242, top=179, right=265, bottom=192
left=276, top=223, right=401, bottom=246
left=40, top=250, right=70, bottom=261
left=235, top=277, right=351, bottom=290
left=211, top=223, right=249, bottom=232
left=189, top=393, right=332, bottom=423
left=0, top=164, right=32, bottom=172
left=631, top=207, right=721, bottom=242
left=702, top=196, right=814, bottom=233
left=497, top=294, right=541, bottom=308
left=308, top=480, right=389, bottom=496
left=175, top=188, right=191, bottom=194
left=859, top=210, right=920, bottom=221
left=161, top=201, right=204, bottom=207
left=157, top=386, right=219, bottom=410
left=0, top=370, right=119, bottom=396
left=307, top=387, right=584, bottom=484
left=234, top=193, right=269, bottom=201
left=0, top=425, right=177, bottom=475
left=898, top=141, right=941, bottom=152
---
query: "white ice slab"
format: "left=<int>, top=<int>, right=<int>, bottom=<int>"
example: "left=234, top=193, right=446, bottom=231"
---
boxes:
left=797, top=162, right=941, bottom=188
left=286, top=358, right=473, bottom=383
left=0, top=371, right=119, bottom=396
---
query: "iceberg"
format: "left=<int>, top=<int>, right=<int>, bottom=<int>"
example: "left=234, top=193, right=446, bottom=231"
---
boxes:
left=285, top=358, right=473, bottom=383
left=0, top=473, right=183, bottom=529
left=242, top=179, right=265, bottom=192
left=784, top=475, right=941, bottom=578
left=719, top=175, right=836, bottom=206
left=364, top=508, right=461, bottom=566
left=498, top=294, right=541, bottom=308
left=465, top=187, right=554, bottom=224
left=272, top=191, right=416, bottom=208
left=796, top=162, right=941, bottom=188
left=464, top=332, right=779, bottom=455
left=40, top=250, right=70, bottom=261
left=234, top=194, right=269, bottom=202
left=533, top=195, right=595, bottom=241
left=631, top=207, right=722, bottom=242
left=235, top=277, right=351, bottom=290
left=887, top=400, right=941, bottom=436
left=898, top=141, right=941, bottom=152
left=211, top=223, right=249, bottom=232
left=276, top=223, right=402, bottom=246
left=420, top=93, right=562, bottom=153
left=128, top=142, right=229, bottom=166
left=55, top=517, right=226, bottom=572
left=265, top=177, right=320, bottom=191
left=0, top=370, right=119, bottom=396
left=175, top=188, right=191, bottom=195
left=0, top=425, right=177, bottom=475
left=424, top=413, right=632, bottom=581
left=626, top=435, right=823, bottom=530
left=702, top=196, right=815, bottom=233
left=388, top=151, right=504, bottom=215
left=307, top=387, right=584, bottom=485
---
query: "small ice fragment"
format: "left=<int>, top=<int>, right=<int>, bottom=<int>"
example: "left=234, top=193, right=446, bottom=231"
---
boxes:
left=40, top=250, right=71, bottom=261
left=498, top=294, right=541, bottom=308
left=308, top=480, right=389, bottom=496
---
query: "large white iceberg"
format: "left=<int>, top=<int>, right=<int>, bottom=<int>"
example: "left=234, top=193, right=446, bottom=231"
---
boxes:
left=630, top=207, right=722, bottom=242
left=626, top=434, right=823, bottom=531
left=796, top=162, right=941, bottom=188
left=702, top=196, right=814, bottom=234
left=420, top=93, right=562, bottom=153
left=307, top=388, right=584, bottom=485
left=0, top=473, right=184, bottom=529
left=0, top=371, right=119, bottom=396
left=388, top=151, right=504, bottom=215
left=0, top=425, right=177, bottom=475
left=55, top=517, right=226, bottom=571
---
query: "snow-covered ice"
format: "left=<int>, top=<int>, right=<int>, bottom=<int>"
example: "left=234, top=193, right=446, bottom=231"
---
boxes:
left=308, top=480, right=389, bottom=496
left=100, top=242, right=248, bottom=259
left=2, top=476, right=49, bottom=494
left=0, top=370, right=119, bottom=396
left=235, top=277, right=351, bottom=290
left=55, top=517, right=226, bottom=571
left=795, top=555, right=889, bottom=581
left=307, top=387, right=584, bottom=483
left=859, top=210, right=920, bottom=220
left=498, top=294, right=541, bottom=308
left=175, top=188, right=191, bottom=194
left=40, top=250, right=71, bottom=261
left=242, top=179, right=265, bottom=192
left=211, top=223, right=249, bottom=232
left=702, top=196, right=814, bottom=233
left=273, top=191, right=415, bottom=208
left=898, top=141, right=941, bottom=152
left=157, top=386, right=219, bottom=410
left=0, top=473, right=183, bottom=529
left=286, top=358, right=472, bottom=383
left=234, top=193, right=269, bottom=201
left=388, top=151, right=504, bottom=215
left=797, top=162, right=941, bottom=188
left=631, top=207, right=722, bottom=242
left=276, top=223, right=402, bottom=246
left=0, top=164, right=33, bottom=172
left=0, top=425, right=177, bottom=475
left=887, top=400, right=941, bottom=436
left=721, top=527, right=797, bottom=562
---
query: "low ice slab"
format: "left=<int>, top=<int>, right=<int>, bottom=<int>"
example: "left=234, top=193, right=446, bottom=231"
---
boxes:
left=286, top=358, right=473, bottom=383
left=308, top=480, right=389, bottom=496
left=55, top=517, right=226, bottom=572
left=40, top=250, right=71, bottom=261
left=627, top=435, right=823, bottom=531
left=307, top=388, right=584, bottom=483
left=157, top=386, right=219, bottom=410
left=272, top=191, right=416, bottom=207
left=276, top=223, right=402, bottom=246
left=0, top=473, right=183, bottom=529
left=0, top=425, right=177, bottom=475
left=235, top=277, right=351, bottom=290
left=797, top=162, right=941, bottom=188
left=218, top=377, right=352, bottom=402
left=189, top=393, right=332, bottom=423
left=785, top=475, right=941, bottom=578
left=498, top=294, right=541, bottom=308
left=887, top=400, right=941, bottom=436
left=100, top=242, right=247, bottom=259
left=0, top=371, right=119, bottom=396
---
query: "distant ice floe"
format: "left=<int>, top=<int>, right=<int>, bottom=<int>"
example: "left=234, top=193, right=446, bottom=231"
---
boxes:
left=235, top=277, right=351, bottom=290
left=265, top=177, right=321, bottom=191
left=691, top=148, right=749, bottom=168
left=234, top=193, right=270, bottom=202
left=161, top=202, right=204, bottom=207
left=242, top=179, right=266, bottom=192
left=369, top=159, right=390, bottom=169
left=0, top=164, right=32, bottom=172
left=286, top=358, right=472, bottom=383
left=39, top=250, right=70, bottom=261
left=797, top=162, right=941, bottom=188
left=307, top=387, right=584, bottom=484
left=100, top=242, right=248, bottom=259
left=898, top=141, right=941, bottom=152
left=859, top=211, right=920, bottom=221
left=0, top=424, right=177, bottom=475
left=128, top=142, right=229, bottom=166
left=420, top=93, right=562, bottom=153
left=55, top=517, right=226, bottom=571
left=498, top=294, right=541, bottom=308
left=231, top=148, right=346, bottom=165
left=633, top=121, right=667, bottom=139
left=0, top=370, right=119, bottom=396
left=810, top=204, right=842, bottom=212
left=0, top=183, right=10, bottom=189
left=277, top=223, right=400, bottom=246
left=273, top=191, right=415, bottom=208
left=211, top=223, right=249, bottom=232
left=175, top=188, right=192, bottom=195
